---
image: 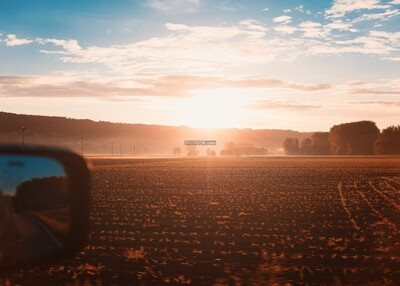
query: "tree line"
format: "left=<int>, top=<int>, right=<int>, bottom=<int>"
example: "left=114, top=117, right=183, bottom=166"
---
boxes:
left=220, top=142, right=268, bottom=156
left=172, top=141, right=268, bottom=156
left=283, top=121, right=400, bottom=155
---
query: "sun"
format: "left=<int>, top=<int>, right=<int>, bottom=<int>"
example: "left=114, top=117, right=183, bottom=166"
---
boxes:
left=173, top=89, right=247, bottom=128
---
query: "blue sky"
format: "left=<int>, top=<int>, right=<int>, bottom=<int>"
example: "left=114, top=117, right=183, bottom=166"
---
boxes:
left=0, top=154, right=66, bottom=195
left=0, top=0, right=400, bottom=131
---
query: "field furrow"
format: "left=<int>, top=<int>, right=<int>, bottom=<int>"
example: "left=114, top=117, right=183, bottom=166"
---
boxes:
left=1, top=157, right=399, bottom=285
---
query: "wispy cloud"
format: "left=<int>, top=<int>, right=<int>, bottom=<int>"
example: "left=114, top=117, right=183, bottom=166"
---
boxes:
left=324, top=20, right=353, bottom=31
left=246, top=101, right=320, bottom=111
left=273, top=15, right=292, bottom=24
left=38, top=38, right=81, bottom=52
left=148, top=0, right=201, bottom=13
left=325, top=0, right=390, bottom=18
left=0, top=73, right=333, bottom=99
left=295, top=5, right=311, bottom=14
left=342, top=79, right=400, bottom=95
left=39, top=22, right=299, bottom=74
left=357, top=101, right=400, bottom=106
left=5, top=34, right=33, bottom=46
left=2, top=72, right=400, bottom=101
left=5, top=12, right=400, bottom=73
left=239, top=20, right=268, bottom=32
left=353, top=8, right=400, bottom=22
left=273, top=25, right=297, bottom=35
left=349, top=88, right=400, bottom=95
left=0, top=73, right=154, bottom=99
left=299, top=21, right=328, bottom=38
left=324, top=0, right=400, bottom=27
left=332, top=31, right=399, bottom=54
left=383, top=56, right=400, bottom=61
left=306, top=29, right=400, bottom=56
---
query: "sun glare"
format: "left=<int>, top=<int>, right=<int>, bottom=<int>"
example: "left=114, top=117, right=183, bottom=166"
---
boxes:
left=174, top=90, right=247, bottom=128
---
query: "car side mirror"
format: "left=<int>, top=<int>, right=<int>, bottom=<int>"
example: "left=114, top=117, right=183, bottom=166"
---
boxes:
left=0, top=146, right=90, bottom=269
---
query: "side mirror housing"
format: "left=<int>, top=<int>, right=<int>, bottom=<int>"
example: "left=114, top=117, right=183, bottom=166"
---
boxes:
left=0, top=145, right=90, bottom=269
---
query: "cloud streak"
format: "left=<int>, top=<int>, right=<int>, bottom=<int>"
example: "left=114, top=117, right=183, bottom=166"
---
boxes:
left=273, top=15, right=292, bottom=24
left=2, top=72, right=400, bottom=104
left=325, top=0, right=390, bottom=18
left=38, top=38, right=81, bottom=52
left=148, top=0, right=201, bottom=13
left=5, top=34, right=33, bottom=46
left=246, top=101, right=321, bottom=111
left=0, top=73, right=335, bottom=99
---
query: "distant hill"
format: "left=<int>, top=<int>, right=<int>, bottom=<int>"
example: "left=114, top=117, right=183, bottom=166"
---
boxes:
left=0, top=112, right=313, bottom=155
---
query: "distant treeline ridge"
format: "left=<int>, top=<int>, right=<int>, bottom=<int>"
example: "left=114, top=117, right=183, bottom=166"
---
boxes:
left=283, top=121, right=400, bottom=155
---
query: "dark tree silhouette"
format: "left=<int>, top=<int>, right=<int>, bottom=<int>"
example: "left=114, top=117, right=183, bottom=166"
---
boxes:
left=220, top=141, right=267, bottom=156
left=300, top=138, right=313, bottom=155
left=311, top=132, right=331, bottom=155
left=285, top=133, right=331, bottom=155
left=283, top=138, right=300, bottom=155
left=374, top=126, right=400, bottom=155
left=328, top=121, right=379, bottom=155
left=14, top=176, right=69, bottom=212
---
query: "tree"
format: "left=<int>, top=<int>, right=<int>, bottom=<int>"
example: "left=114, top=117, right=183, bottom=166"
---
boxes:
left=311, top=132, right=330, bottom=155
left=14, top=176, right=69, bottom=212
left=328, top=121, right=379, bottom=155
left=286, top=133, right=331, bottom=155
left=374, top=126, right=400, bottom=155
left=283, top=138, right=300, bottom=155
left=186, top=145, right=199, bottom=157
left=300, top=138, right=313, bottom=155
left=206, top=148, right=216, bottom=156
left=220, top=141, right=267, bottom=156
left=172, top=146, right=181, bottom=156
left=220, top=141, right=236, bottom=156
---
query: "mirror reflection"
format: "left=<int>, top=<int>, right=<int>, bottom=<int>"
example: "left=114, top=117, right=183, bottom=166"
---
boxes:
left=0, top=155, right=70, bottom=267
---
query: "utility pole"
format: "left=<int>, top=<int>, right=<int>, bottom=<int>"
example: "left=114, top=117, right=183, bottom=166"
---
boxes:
left=111, top=142, right=114, bottom=157
left=22, top=126, right=26, bottom=147
left=133, top=144, right=136, bottom=157
left=120, top=144, right=122, bottom=157
left=81, top=136, right=84, bottom=156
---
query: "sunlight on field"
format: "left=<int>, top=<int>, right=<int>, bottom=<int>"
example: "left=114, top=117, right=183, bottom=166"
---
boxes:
left=5, top=157, right=400, bottom=285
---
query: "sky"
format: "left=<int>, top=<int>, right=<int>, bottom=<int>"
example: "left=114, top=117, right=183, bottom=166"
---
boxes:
left=0, top=0, right=399, bottom=131
left=0, top=155, right=66, bottom=195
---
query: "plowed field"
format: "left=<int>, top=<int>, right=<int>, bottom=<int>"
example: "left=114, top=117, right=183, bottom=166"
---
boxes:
left=2, top=157, right=400, bottom=285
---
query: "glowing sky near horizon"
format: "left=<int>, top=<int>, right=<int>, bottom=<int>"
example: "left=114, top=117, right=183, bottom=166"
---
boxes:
left=0, top=0, right=399, bottom=131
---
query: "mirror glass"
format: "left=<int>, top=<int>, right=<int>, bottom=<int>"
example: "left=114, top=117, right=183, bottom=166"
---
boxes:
left=0, top=155, right=70, bottom=267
